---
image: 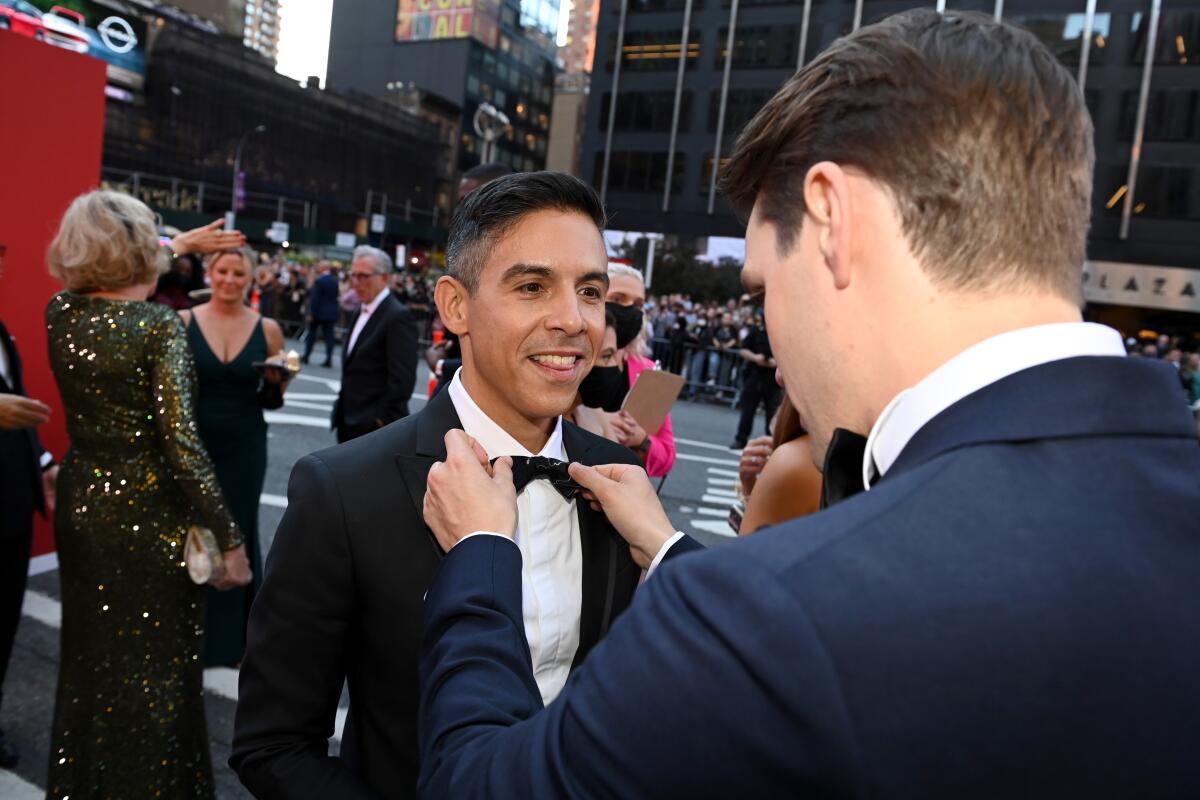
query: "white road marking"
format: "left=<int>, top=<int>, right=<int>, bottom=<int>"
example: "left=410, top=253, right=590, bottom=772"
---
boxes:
left=675, top=437, right=740, bottom=453
left=693, top=507, right=729, bottom=518
left=281, top=392, right=339, bottom=401
left=260, top=493, right=288, bottom=509
left=702, top=495, right=737, bottom=506
left=203, top=667, right=240, bottom=701
left=264, top=412, right=330, bottom=428
left=28, top=552, right=59, bottom=576
left=291, top=373, right=342, bottom=392
left=706, top=467, right=740, bottom=479
left=21, top=590, right=61, bottom=628
left=282, top=399, right=336, bottom=412
left=675, top=452, right=740, bottom=468
left=690, top=520, right=737, bottom=537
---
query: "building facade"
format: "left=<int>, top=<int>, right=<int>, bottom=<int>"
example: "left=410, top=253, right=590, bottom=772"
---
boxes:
left=580, top=0, right=1200, bottom=322
left=327, top=0, right=560, bottom=173
left=169, top=0, right=280, bottom=61
left=560, top=0, right=602, bottom=73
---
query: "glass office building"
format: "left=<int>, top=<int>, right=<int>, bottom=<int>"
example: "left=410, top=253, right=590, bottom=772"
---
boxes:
left=581, top=0, right=1200, bottom=325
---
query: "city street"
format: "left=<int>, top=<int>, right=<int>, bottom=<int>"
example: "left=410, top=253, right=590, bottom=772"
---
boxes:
left=1, top=341, right=761, bottom=798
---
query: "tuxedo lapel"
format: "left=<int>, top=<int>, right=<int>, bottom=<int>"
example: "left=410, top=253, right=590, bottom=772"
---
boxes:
left=0, top=321, right=19, bottom=394
left=342, top=310, right=360, bottom=363
left=346, top=295, right=393, bottom=365
left=563, top=422, right=618, bottom=669
left=394, top=387, right=462, bottom=560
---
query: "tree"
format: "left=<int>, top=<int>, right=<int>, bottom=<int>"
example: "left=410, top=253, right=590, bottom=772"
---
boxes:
left=615, top=237, right=744, bottom=302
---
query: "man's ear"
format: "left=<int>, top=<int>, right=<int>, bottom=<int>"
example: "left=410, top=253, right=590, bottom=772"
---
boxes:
left=804, top=162, right=853, bottom=291
left=434, top=276, right=470, bottom=336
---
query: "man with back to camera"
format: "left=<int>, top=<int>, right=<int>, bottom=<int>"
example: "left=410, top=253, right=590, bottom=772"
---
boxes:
left=301, top=260, right=339, bottom=367
left=331, top=245, right=419, bottom=443
left=230, top=172, right=699, bottom=798
left=416, top=10, right=1200, bottom=797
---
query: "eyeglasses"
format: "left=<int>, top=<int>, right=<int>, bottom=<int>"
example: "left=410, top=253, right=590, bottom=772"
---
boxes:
left=349, top=272, right=380, bottom=281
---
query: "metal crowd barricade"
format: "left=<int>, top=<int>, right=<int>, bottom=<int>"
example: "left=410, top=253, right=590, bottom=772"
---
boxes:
left=650, top=338, right=742, bottom=406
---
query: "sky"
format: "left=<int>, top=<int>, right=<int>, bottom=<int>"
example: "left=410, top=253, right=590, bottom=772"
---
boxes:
left=275, top=0, right=335, bottom=87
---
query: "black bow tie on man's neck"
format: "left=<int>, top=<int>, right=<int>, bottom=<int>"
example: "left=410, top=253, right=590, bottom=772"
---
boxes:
left=819, top=428, right=870, bottom=509
left=494, top=456, right=583, bottom=501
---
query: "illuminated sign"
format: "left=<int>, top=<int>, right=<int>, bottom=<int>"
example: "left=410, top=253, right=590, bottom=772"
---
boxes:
left=395, top=0, right=500, bottom=47
left=98, top=16, right=137, bottom=54
left=1083, top=261, right=1200, bottom=314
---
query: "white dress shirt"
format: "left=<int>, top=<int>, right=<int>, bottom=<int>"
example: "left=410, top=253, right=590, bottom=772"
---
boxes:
left=448, top=371, right=582, bottom=705
left=863, top=322, right=1127, bottom=490
left=346, top=287, right=390, bottom=356
left=0, top=338, right=11, bottom=389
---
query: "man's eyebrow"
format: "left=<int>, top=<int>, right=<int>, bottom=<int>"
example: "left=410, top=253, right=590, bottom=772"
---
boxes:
left=579, top=270, right=610, bottom=288
left=500, top=263, right=554, bottom=283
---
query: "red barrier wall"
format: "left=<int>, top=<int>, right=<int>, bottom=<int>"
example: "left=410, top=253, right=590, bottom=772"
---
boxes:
left=0, top=31, right=107, bottom=557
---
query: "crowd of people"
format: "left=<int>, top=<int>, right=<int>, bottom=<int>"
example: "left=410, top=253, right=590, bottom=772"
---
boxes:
left=1, top=10, right=1199, bottom=798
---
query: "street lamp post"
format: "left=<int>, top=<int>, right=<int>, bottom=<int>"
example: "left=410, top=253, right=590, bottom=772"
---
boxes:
left=230, top=124, right=266, bottom=229
left=473, top=103, right=509, bottom=164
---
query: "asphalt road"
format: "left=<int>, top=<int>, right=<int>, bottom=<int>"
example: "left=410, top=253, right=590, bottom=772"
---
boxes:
left=2, top=339, right=765, bottom=798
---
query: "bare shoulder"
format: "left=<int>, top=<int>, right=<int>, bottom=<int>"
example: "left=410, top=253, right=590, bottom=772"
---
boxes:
left=261, top=316, right=285, bottom=349
left=177, top=308, right=192, bottom=324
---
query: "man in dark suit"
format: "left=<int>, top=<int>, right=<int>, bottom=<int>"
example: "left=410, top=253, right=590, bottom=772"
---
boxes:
left=0, top=309, right=57, bottom=769
left=330, top=246, right=418, bottom=443
left=416, top=11, right=1200, bottom=797
left=301, top=261, right=340, bottom=367
left=231, top=173, right=698, bottom=798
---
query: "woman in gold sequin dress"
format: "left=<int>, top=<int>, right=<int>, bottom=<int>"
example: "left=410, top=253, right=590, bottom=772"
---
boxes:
left=43, top=191, right=253, bottom=799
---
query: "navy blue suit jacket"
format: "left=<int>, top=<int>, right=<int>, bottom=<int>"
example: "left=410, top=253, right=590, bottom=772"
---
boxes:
left=419, top=356, right=1200, bottom=798
left=309, top=273, right=340, bottom=322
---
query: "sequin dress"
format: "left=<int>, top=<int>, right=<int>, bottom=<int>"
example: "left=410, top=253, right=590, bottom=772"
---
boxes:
left=44, top=292, right=241, bottom=800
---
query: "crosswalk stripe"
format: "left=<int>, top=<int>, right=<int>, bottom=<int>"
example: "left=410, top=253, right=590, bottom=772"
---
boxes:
left=264, top=412, right=330, bottom=428
left=704, top=488, right=738, bottom=500
left=693, top=506, right=729, bottom=518
left=675, top=452, right=740, bottom=467
left=675, top=437, right=740, bottom=453
left=283, top=399, right=336, bottom=412
left=702, top=495, right=736, bottom=506
left=261, top=493, right=288, bottom=509
left=22, top=589, right=61, bottom=628
left=706, top=467, right=740, bottom=479
left=291, top=373, right=342, bottom=392
left=0, top=769, right=42, bottom=800
left=203, top=667, right=240, bottom=701
left=279, top=392, right=339, bottom=401
left=691, top=520, right=737, bottom=538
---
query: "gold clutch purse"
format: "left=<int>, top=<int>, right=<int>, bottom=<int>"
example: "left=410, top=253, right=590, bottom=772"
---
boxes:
left=185, top=525, right=226, bottom=585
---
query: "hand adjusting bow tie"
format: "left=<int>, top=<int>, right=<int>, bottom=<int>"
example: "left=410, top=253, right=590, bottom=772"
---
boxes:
left=819, top=427, right=869, bottom=510
left=495, top=456, right=584, bottom=501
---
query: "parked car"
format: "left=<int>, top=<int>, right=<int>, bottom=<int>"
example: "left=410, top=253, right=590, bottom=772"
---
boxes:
left=0, top=0, right=47, bottom=42
left=41, top=5, right=88, bottom=54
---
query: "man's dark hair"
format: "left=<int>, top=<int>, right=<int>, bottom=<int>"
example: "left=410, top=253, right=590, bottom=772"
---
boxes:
left=446, top=171, right=606, bottom=293
left=461, top=163, right=513, bottom=184
left=722, top=8, right=1094, bottom=300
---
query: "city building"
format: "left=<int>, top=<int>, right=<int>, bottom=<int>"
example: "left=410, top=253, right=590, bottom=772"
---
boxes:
left=560, top=0, right=602, bottom=74
left=326, top=0, right=559, bottom=173
left=170, top=0, right=281, bottom=61
left=580, top=0, right=1200, bottom=327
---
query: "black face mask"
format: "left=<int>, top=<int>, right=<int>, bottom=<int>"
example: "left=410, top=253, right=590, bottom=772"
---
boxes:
left=578, top=365, right=626, bottom=412
left=607, top=302, right=644, bottom=350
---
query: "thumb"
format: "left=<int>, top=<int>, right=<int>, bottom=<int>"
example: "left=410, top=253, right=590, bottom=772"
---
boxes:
left=206, top=218, right=226, bottom=230
left=569, top=462, right=616, bottom=497
left=491, top=455, right=514, bottom=488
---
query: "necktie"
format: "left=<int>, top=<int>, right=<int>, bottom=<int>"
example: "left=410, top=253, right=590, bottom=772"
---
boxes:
left=819, top=428, right=869, bottom=509
left=497, top=456, right=584, bottom=501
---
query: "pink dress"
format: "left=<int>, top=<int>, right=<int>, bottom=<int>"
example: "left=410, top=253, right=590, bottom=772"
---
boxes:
left=626, top=354, right=677, bottom=477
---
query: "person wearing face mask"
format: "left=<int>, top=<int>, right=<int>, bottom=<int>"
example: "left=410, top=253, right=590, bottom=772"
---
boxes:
left=180, top=247, right=292, bottom=666
left=576, top=264, right=677, bottom=478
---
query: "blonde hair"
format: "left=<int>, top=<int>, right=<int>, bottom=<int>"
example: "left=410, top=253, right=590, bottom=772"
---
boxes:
left=607, top=262, right=645, bottom=288
left=48, top=190, right=166, bottom=292
left=206, top=247, right=257, bottom=274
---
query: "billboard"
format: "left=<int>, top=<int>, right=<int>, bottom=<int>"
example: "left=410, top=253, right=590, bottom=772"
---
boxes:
left=395, top=0, right=500, bottom=48
left=25, top=0, right=147, bottom=89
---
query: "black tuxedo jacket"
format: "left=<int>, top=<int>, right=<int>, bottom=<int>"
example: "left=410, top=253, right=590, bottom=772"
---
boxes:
left=332, top=292, right=419, bottom=443
left=232, top=387, right=654, bottom=798
left=0, top=319, right=48, bottom=532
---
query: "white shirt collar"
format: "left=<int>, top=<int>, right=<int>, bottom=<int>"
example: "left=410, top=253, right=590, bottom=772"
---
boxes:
left=359, top=286, right=390, bottom=315
left=447, top=368, right=565, bottom=461
left=863, top=322, right=1127, bottom=490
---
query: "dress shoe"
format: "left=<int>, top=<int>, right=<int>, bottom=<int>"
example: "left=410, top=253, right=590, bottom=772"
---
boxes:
left=321, top=360, right=333, bottom=368
left=301, top=355, right=310, bottom=365
left=0, top=727, right=19, bottom=769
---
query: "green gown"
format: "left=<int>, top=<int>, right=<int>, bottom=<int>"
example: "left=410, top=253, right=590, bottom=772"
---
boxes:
left=44, top=293, right=241, bottom=800
left=185, top=314, right=268, bottom=667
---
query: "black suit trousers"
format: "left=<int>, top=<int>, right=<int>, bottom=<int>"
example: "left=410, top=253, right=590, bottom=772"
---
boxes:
left=0, top=505, right=34, bottom=712
left=736, top=368, right=782, bottom=444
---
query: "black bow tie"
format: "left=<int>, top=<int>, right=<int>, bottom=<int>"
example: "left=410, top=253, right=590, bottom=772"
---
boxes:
left=496, top=456, right=584, bottom=501
left=819, top=428, right=869, bottom=510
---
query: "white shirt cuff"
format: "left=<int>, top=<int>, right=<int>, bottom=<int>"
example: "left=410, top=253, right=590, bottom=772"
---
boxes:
left=646, top=531, right=686, bottom=577
left=40, top=452, right=54, bottom=469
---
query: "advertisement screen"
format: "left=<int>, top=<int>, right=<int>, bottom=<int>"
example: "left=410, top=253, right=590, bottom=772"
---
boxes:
left=395, top=0, right=500, bottom=48
left=19, top=0, right=147, bottom=88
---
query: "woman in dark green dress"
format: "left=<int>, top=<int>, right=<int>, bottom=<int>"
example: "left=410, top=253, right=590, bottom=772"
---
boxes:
left=181, top=248, right=291, bottom=666
left=43, top=191, right=253, bottom=799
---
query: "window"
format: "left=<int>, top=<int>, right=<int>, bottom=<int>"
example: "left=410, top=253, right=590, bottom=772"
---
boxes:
left=593, top=151, right=687, bottom=193
left=607, top=29, right=701, bottom=72
left=1009, top=13, right=1110, bottom=67
left=598, top=91, right=691, bottom=132
left=1120, top=90, right=1200, bottom=141
left=715, top=25, right=798, bottom=68
left=1131, top=166, right=1200, bottom=220
left=699, top=153, right=732, bottom=192
left=706, top=88, right=774, bottom=134
left=1131, top=12, right=1200, bottom=65
left=622, top=0, right=700, bottom=11
left=467, top=75, right=481, bottom=97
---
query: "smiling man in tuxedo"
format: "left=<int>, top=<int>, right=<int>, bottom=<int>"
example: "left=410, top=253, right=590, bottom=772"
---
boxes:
left=230, top=171, right=699, bottom=798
